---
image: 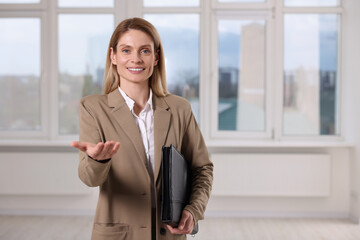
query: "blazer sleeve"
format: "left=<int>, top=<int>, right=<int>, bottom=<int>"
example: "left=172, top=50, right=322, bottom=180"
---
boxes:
left=77, top=97, right=111, bottom=187
left=181, top=108, right=213, bottom=224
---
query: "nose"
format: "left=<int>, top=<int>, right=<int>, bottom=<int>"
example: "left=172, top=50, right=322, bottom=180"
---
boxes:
left=130, top=52, right=143, bottom=63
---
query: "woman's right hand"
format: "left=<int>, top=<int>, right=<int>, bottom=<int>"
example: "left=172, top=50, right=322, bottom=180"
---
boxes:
left=71, top=141, right=120, bottom=161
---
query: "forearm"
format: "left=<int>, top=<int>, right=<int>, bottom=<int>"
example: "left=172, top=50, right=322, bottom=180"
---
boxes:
left=77, top=99, right=111, bottom=187
left=181, top=108, right=214, bottom=223
left=78, top=151, right=112, bottom=187
left=184, top=163, right=213, bottom=223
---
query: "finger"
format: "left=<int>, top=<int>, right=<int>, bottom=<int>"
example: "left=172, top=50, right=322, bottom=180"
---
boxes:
left=166, top=225, right=173, bottom=233
left=181, top=210, right=194, bottom=233
left=98, top=142, right=110, bottom=159
left=166, top=225, right=179, bottom=235
left=105, top=141, right=115, bottom=156
left=90, top=142, right=104, bottom=159
left=183, top=220, right=194, bottom=234
left=71, top=141, right=87, bottom=152
left=182, top=220, right=192, bottom=233
left=109, top=142, right=120, bottom=158
left=166, top=225, right=188, bottom=235
left=101, top=141, right=114, bottom=159
left=178, top=212, right=190, bottom=231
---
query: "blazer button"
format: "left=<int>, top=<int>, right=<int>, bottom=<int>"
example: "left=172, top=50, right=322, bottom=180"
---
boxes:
left=160, top=227, right=166, bottom=235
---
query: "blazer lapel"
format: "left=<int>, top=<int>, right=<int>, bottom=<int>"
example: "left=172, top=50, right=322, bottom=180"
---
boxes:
left=153, top=95, right=171, bottom=183
left=108, top=90, right=148, bottom=171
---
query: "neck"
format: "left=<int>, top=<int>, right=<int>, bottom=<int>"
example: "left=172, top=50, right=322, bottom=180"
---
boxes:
left=120, top=81, right=150, bottom=115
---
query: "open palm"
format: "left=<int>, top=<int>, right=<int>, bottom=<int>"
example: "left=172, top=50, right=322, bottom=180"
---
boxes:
left=71, top=141, right=120, bottom=161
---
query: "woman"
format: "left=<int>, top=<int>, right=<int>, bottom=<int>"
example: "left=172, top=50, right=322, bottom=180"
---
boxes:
left=71, top=17, right=213, bottom=240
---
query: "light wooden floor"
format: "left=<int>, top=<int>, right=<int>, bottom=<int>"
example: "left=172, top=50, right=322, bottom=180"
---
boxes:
left=1, top=216, right=360, bottom=240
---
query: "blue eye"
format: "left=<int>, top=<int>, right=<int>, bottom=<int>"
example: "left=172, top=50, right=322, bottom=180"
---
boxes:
left=141, top=49, right=150, bottom=54
left=122, top=49, right=130, bottom=53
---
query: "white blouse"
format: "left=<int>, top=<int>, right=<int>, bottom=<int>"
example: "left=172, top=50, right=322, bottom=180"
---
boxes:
left=118, top=86, right=155, bottom=173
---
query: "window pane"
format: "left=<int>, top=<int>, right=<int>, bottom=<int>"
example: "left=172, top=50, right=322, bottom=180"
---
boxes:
left=284, top=0, right=340, bottom=7
left=59, top=14, right=114, bottom=135
left=0, top=18, right=41, bottom=131
left=143, top=0, right=199, bottom=7
left=58, top=0, right=113, bottom=8
left=144, top=14, right=200, bottom=121
left=218, top=20, right=266, bottom=131
left=0, top=0, right=40, bottom=3
left=218, top=0, right=265, bottom=3
left=283, top=14, right=339, bottom=135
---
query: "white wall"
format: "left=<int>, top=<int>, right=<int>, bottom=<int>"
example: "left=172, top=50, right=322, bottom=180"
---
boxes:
left=343, top=0, right=360, bottom=223
left=207, top=148, right=350, bottom=218
left=0, top=147, right=351, bottom=219
left=0, top=0, right=359, bottom=221
left=0, top=149, right=98, bottom=215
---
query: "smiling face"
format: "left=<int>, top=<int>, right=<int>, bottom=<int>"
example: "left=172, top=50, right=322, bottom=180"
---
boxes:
left=110, top=29, right=158, bottom=89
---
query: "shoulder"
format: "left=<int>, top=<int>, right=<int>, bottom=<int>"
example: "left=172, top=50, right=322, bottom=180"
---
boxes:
left=161, top=94, right=194, bottom=123
left=80, top=94, right=107, bottom=105
left=163, top=94, right=192, bottom=112
left=79, top=94, right=108, bottom=111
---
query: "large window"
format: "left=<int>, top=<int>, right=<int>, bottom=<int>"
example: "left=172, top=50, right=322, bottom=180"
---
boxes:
left=0, top=0, right=40, bottom=3
left=0, top=18, right=41, bottom=132
left=58, top=14, right=113, bottom=135
left=144, top=13, right=200, bottom=120
left=284, top=0, right=339, bottom=7
left=58, top=0, right=114, bottom=8
left=217, top=19, right=266, bottom=132
left=283, top=14, right=340, bottom=136
left=0, top=0, right=344, bottom=143
left=143, top=0, right=199, bottom=7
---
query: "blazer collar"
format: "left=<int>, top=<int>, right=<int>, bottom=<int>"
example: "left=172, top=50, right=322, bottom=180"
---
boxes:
left=152, top=94, right=171, bottom=183
left=107, top=89, right=171, bottom=183
left=152, top=93, right=169, bottom=111
left=107, top=89, right=149, bottom=179
left=107, top=87, right=170, bottom=111
left=108, top=88, right=126, bottom=109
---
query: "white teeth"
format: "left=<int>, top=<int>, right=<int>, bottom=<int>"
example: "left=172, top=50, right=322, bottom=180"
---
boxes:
left=128, top=68, right=144, bottom=71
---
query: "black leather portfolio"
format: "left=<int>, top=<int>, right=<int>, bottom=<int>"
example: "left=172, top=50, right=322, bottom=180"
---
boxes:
left=161, top=144, right=198, bottom=235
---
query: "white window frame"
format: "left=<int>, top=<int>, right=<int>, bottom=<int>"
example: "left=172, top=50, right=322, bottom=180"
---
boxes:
left=0, top=0, right=46, bottom=10
left=141, top=0, right=204, bottom=132
left=0, top=0, right=348, bottom=146
left=212, top=0, right=272, bottom=10
left=210, top=10, right=274, bottom=140
left=209, top=0, right=275, bottom=141
left=50, top=0, right=117, bottom=141
left=0, top=10, right=48, bottom=139
left=274, top=0, right=344, bottom=142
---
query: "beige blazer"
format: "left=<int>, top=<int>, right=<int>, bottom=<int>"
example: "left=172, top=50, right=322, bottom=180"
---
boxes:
left=77, top=89, right=213, bottom=240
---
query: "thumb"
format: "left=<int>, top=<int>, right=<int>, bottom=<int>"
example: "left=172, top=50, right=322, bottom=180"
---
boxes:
left=71, top=141, right=88, bottom=152
left=178, top=213, right=189, bottom=230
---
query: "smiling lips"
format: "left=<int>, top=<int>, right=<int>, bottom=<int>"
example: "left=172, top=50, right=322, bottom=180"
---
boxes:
left=127, top=67, right=145, bottom=73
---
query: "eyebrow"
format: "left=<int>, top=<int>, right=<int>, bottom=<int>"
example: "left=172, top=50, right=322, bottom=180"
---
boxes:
left=118, top=44, right=152, bottom=48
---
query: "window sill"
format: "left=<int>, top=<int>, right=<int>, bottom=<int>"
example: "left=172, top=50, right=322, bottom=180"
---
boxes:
left=0, top=140, right=72, bottom=147
left=0, top=140, right=75, bottom=152
left=206, top=140, right=354, bottom=149
left=0, top=139, right=354, bottom=151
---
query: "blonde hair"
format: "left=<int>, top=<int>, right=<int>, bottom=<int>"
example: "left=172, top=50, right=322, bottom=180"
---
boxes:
left=103, top=17, right=168, bottom=97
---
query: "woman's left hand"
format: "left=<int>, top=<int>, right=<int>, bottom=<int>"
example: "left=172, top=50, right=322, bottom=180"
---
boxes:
left=166, top=210, right=194, bottom=235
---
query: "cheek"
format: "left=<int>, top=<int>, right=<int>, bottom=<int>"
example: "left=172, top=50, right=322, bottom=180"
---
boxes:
left=117, top=56, right=128, bottom=65
left=149, top=56, right=157, bottom=67
left=114, top=58, right=127, bottom=74
left=147, top=60, right=156, bottom=72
